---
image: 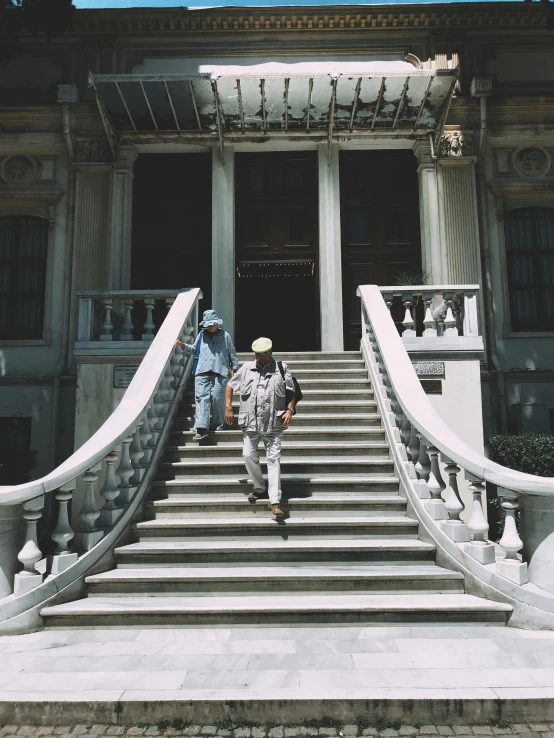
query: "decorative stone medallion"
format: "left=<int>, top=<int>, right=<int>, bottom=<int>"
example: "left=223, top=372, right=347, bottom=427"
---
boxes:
left=413, top=361, right=445, bottom=377
left=1, top=155, right=37, bottom=185
left=438, top=131, right=473, bottom=158
left=514, top=147, right=550, bottom=178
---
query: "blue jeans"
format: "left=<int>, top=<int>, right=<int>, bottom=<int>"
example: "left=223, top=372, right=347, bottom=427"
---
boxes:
left=194, top=372, right=227, bottom=431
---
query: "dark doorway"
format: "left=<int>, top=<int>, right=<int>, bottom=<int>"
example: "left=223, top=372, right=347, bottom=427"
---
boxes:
left=340, top=150, right=421, bottom=350
left=235, top=152, right=318, bottom=352
left=132, top=154, right=212, bottom=308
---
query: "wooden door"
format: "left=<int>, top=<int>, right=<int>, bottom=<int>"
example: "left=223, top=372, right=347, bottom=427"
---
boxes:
left=235, top=152, right=319, bottom=352
left=340, top=151, right=421, bottom=349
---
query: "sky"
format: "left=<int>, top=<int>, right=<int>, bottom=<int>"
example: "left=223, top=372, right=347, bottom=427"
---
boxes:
left=73, top=0, right=511, bottom=7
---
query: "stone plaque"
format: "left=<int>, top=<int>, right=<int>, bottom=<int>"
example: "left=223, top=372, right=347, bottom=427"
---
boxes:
left=413, top=362, right=445, bottom=377
left=113, top=366, right=137, bottom=388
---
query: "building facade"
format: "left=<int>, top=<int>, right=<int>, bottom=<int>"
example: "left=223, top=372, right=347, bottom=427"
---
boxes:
left=1, top=2, right=553, bottom=479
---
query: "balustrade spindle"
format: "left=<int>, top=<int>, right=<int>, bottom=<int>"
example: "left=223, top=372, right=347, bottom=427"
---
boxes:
left=443, top=294, right=458, bottom=337
left=463, top=290, right=479, bottom=337
left=13, top=495, right=45, bottom=596
left=121, top=299, right=134, bottom=341
left=170, top=347, right=182, bottom=390
left=100, top=298, right=114, bottom=341
left=399, top=411, right=411, bottom=448
left=75, top=464, right=104, bottom=552
left=453, top=294, right=464, bottom=334
left=496, top=489, right=528, bottom=584
left=465, top=477, right=495, bottom=564
left=139, top=410, right=154, bottom=469
left=407, top=423, right=419, bottom=464
left=129, top=422, right=146, bottom=486
left=422, top=293, right=437, bottom=337
left=143, top=297, right=156, bottom=342
left=424, top=444, right=448, bottom=520
left=50, top=481, right=79, bottom=574
left=401, top=296, right=416, bottom=338
left=441, top=460, right=470, bottom=542
left=99, top=451, right=123, bottom=527
left=116, top=435, right=135, bottom=505
left=147, top=401, right=160, bottom=454
left=415, top=432, right=431, bottom=482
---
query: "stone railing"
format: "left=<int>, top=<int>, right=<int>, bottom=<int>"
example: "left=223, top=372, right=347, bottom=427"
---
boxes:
left=358, top=284, right=554, bottom=628
left=379, top=285, right=479, bottom=340
left=0, top=288, right=201, bottom=634
left=77, top=289, right=182, bottom=344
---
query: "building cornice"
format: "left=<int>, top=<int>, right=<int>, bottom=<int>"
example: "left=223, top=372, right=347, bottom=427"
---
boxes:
left=31, top=3, right=551, bottom=35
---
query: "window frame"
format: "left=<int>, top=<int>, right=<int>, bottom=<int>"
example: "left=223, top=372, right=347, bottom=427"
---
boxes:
left=503, top=206, right=554, bottom=335
left=0, top=214, right=51, bottom=344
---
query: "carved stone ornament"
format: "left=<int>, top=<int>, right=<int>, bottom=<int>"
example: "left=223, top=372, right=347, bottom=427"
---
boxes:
left=1, top=155, right=37, bottom=185
left=514, top=147, right=550, bottom=178
left=438, top=132, right=474, bottom=158
left=413, top=362, right=445, bottom=377
left=77, top=138, right=110, bottom=163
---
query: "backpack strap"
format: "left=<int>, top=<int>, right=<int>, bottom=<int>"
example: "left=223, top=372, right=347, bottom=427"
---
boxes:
left=277, top=360, right=285, bottom=381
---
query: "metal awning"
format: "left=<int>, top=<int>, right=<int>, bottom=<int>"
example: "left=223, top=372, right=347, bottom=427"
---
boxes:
left=89, top=70, right=457, bottom=162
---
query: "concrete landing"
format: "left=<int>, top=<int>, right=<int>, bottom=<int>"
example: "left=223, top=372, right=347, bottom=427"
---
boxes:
left=2, top=625, right=554, bottom=725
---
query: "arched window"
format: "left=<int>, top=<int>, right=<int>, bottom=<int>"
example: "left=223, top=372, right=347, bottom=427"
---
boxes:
left=504, top=207, right=554, bottom=332
left=0, top=216, right=48, bottom=340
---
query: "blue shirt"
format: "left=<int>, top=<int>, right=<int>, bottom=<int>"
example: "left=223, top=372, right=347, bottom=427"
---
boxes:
left=183, top=330, right=239, bottom=378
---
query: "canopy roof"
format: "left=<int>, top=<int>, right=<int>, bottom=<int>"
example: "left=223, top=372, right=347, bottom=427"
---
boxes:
left=89, top=69, right=457, bottom=159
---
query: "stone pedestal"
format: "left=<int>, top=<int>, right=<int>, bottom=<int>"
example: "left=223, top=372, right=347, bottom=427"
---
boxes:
left=212, top=146, right=235, bottom=336
left=414, top=140, right=446, bottom=284
left=0, top=504, right=24, bottom=599
left=317, top=143, right=344, bottom=351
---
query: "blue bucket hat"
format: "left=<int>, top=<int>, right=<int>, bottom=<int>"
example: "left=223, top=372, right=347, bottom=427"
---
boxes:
left=200, top=309, right=223, bottom=328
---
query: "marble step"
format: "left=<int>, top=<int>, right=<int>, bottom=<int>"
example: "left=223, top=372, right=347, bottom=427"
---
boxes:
left=151, top=474, right=400, bottom=496
left=85, top=564, right=465, bottom=596
left=179, top=399, right=379, bottom=415
left=239, top=360, right=366, bottom=371
left=237, top=352, right=362, bottom=361
left=133, top=515, right=419, bottom=541
left=113, top=538, right=437, bottom=566
left=145, top=494, right=407, bottom=517
left=41, top=593, right=512, bottom=627
left=183, top=386, right=374, bottom=399
left=169, top=427, right=387, bottom=445
left=163, top=442, right=391, bottom=461
left=157, top=457, right=395, bottom=478
left=172, top=413, right=383, bottom=429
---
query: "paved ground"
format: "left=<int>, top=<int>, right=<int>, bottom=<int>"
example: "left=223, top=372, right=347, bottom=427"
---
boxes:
left=3, top=625, right=554, bottom=723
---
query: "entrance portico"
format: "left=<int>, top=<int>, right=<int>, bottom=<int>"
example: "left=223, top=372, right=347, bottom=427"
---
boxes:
left=87, top=62, right=478, bottom=351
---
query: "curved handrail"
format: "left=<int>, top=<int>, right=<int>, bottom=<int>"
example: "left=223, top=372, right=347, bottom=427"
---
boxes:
left=357, top=284, right=554, bottom=496
left=0, top=288, right=201, bottom=506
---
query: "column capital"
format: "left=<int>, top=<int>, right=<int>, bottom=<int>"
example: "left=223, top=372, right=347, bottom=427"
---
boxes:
left=413, top=139, right=434, bottom=168
left=437, top=130, right=475, bottom=160
left=116, top=145, right=138, bottom=172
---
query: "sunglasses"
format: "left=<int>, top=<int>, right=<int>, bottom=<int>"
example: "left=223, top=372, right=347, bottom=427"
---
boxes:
left=255, top=351, right=271, bottom=357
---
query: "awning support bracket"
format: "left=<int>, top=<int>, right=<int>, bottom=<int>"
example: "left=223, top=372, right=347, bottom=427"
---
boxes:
left=371, top=77, right=386, bottom=129
left=188, top=81, right=202, bottom=131
left=349, top=77, right=362, bottom=131
left=164, top=81, right=181, bottom=131
left=392, top=77, right=410, bottom=129
left=115, top=81, right=137, bottom=131
left=237, top=79, right=246, bottom=133
left=328, top=74, right=338, bottom=164
left=413, top=76, right=435, bottom=131
left=211, top=75, right=225, bottom=165
left=89, top=75, right=117, bottom=160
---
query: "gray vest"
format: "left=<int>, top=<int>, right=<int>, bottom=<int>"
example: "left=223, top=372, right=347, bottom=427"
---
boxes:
left=237, top=360, right=287, bottom=433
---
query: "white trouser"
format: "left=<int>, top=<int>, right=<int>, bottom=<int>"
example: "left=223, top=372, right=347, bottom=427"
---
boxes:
left=242, top=430, right=283, bottom=504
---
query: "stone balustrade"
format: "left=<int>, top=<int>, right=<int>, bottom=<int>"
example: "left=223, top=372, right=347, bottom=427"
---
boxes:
left=379, top=285, right=480, bottom=340
left=0, top=289, right=201, bottom=622
left=77, top=290, right=183, bottom=344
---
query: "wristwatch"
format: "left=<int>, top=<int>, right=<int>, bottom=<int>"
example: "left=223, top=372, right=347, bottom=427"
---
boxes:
left=286, top=407, right=296, bottom=415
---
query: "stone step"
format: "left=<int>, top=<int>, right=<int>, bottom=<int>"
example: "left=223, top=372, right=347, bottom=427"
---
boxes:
left=85, top=564, right=465, bottom=596
left=237, top=352, right=362, bottom=361
left=113, top=538, right=436, bottom=566
left=163, top=442, right=391, bottom=461
left=239, top=360, right=366, bottom=371
left=151, top=474, right=400, bottom=496
left=145, top=494, right=407, bottom=516
left=179, top=399, right=378, bottom=415
left=41, top=593, right=512, bottom=627
left=133, top=515, right=419, bottom=541
left=183, top=386, right=374, bottom=398
left=172, top=413, right=383, bottom=429
left=280, top=368, right=369, bottom=378
left=169, top=427, right=387, bottom=445
left=157, top=457, right=395, bottom=478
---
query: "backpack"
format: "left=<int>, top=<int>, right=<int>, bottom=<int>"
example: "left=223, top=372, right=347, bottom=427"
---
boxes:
left=277, top=360, right=303, bottom=403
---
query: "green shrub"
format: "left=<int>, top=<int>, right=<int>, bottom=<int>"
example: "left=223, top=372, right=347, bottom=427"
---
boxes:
left=489, top=433, right=554, bottom=477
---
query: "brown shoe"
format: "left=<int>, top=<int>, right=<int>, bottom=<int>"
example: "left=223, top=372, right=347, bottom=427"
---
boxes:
left=268, top=503, right=284, bottom=517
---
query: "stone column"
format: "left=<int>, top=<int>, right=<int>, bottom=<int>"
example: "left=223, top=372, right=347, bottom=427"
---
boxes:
left=414, top=139, right=446, bottom=284
left=73, top=138, right=113, bottom=292
left=212, top=146, right=235, bottom=336
left=109, top=145, right=137, bottom=290
left=317, top=143, right=344, bottom=351
left=437, top=131, right=482, bottom=285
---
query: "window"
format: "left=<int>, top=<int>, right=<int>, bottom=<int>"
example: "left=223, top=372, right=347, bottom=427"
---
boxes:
left=0, top=216, right=48, bottom=340
left=0, top=417, right=34, bottom=484
left=504, top=207, right=554, bottom=332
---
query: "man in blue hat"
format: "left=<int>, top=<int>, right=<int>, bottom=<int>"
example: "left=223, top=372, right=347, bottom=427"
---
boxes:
left=175, top=309, right=239, bottom=440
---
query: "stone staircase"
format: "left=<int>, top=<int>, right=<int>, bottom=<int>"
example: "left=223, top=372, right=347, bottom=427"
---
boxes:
left=42, top=351, right=511, bottom=627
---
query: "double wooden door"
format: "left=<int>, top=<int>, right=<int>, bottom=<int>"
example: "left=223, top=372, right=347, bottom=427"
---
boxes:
left=235, top=152, right=319, bottom=351
left=340, top=151, right=421, bottom=349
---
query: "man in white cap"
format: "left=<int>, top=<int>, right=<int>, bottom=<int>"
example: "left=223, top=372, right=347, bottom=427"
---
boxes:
left=225, top=338, right=296, bottom=517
